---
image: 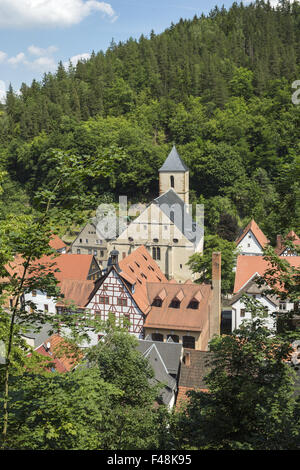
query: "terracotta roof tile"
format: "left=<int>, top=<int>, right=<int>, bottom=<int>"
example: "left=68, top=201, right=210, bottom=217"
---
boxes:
left=49, top=234, right=67, bottom=251
left=118, top=246, right=168, bottom=314
left=235, top=219, right=269, bottom=249
left=234, top=255, right=300, bottom=293
left=144, top=282, right=212, bottom=331
left=34, top=334, right=82, bottom=372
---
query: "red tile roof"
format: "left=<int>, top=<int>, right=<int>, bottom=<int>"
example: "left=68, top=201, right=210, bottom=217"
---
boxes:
left=144, top=282, right=212, bottom=331
left=57, top=279, right=96, bottom=308
left=5, top=253, right=98, bottom=283
left=235, top=219, right=269, bottom=249
left=234, top=255, right=300, bottom=293
left=49, top=234, right=67, bottom=251
left=276, top=231, right=300, bottom=255
left=118, top=246, right=168, bottom=314
left=34, top=334, right=82, bottom=373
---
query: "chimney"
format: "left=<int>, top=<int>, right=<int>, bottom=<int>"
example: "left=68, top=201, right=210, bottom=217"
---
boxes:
left=210, top=252, right=221, bottom=342
left=276, top=235, right=283, bottom=252
left=184, top=351, right=191, bottom=367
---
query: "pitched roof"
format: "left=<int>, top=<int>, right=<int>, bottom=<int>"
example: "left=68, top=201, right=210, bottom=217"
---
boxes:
left=235, top=219, right=269, bottom=249
left=141, top=343, right=177, bottom=406
left=230, top=276, right=279, bottom=307
left=179, top=349, right=212, bottom=389
left=137, top=339, right=182, bottom=375
left=57, top=279, right=96, bottom=308
left=153, top=188, right=202, bottom=247
left=5, top=253, right=99, bottom=283
left=118, top=245, right=168, bottom=314
left=34, top=334, right=82, bottom=373
left=159, top=145, right=189, bottom=173
left=276, top=231, right=300, bottom=255
left=49, top=234, right=67, bottom=251
left=144, top=282, right=212, bottom=331
left=234, top=255, right=300, bottom=293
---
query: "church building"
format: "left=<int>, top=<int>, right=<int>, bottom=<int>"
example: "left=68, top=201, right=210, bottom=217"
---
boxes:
left=111, top=146, right=203, bottom=283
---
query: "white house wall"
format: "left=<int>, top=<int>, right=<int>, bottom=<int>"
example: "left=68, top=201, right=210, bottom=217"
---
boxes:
left=237, top=230, right=263, bottom=255
left=231, top=294, right=277, bottom=331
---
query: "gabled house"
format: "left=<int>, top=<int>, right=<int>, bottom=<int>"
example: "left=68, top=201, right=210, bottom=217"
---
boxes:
left=275, top=231, right=300, bottom=256
left=235, top=219, right=269, bottom=256
left=4, top=253, right=101, bottom=315
left=231, top=254, right=300, bottom=331
left=137, top=339, right=182, bottom=409
left=70, top=218, right=109, bottom=268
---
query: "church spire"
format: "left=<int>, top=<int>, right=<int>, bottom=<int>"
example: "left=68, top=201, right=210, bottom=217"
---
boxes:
left=159, top=146, right=189, bottom=205
left=159, top=145, right=189, bottom=173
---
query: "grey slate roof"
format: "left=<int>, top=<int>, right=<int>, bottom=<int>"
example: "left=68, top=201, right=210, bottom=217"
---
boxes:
left=153, top=188, right=203, bottom=247
left=179, top=350, right=212, bottom=390
left=138, top=339, right=182, bottom=375
left=140, top=342, right=177, bottom=406
left=21, top=322, right=54, bottom=349
left=159, top=146, right=189, bottom=173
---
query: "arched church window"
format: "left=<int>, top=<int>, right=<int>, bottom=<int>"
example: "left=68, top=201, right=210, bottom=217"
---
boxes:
left=170, top=175, right=174, bottom=188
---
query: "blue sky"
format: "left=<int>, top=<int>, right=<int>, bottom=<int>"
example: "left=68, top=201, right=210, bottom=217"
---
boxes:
left=0, top=0, right=252, bottom=100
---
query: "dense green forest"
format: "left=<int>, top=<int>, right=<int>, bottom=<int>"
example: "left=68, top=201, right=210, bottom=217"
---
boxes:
left=0, top=0, right=299, bottom=241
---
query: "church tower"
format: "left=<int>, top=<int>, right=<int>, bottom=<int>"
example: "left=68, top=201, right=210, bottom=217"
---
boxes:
left=159, top=145, right=189, bottom=205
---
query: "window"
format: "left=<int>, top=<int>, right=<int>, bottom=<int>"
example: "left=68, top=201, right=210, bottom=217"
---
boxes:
left=79, top=238, right=82, bottom=243
left=182, top=336, right=195, bottom=349
left=88, top=248, right=92, bottom=255
left=180, top=264, right=183, bottom=269
left=170, top=299, right=180, bottom=309
left=279, top=302, right=287, bottom=311
left=100, top=250, right=104, bottom=257
left=152, top=333, right=163, bottom=342
left=44, top=304, right=49, bottom=312
left=152, top=298, right=162, bottom=307
left=95, top=310, right=102, bottom=318
left=77, top=249, right=81, bottom=254
left=117, top=298, right=127, bottom=307
left=9, top=299, right=13, bottom=308
left=153, top=247, right=161, bottom=260
left=32, top=290, right=37, bottom=297
left=173, top=238, right=179, bottom=243
left=188, top=300, right=199, bottom=309
left=240, top=309, right=245, bottom=318
left=167, top=334, right=179, bottom=343
left=170, top=175, right=174, bottom=188
left=94, top=250, right=97, bottom=256
left=100, top=296, right=109, bottom=304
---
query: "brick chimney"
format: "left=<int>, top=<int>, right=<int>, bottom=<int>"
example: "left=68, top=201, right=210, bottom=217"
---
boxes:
left=210, top=252, right=221, bottom=341
left=276, top=235, right=283, bottom=252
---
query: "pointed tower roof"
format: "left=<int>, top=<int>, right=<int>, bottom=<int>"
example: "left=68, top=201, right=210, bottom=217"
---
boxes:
left=159, top=145, right=189, bottom=173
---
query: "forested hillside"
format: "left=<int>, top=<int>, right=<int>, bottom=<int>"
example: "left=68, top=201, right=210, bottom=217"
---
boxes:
left=0, top=0, right=299, bottom=241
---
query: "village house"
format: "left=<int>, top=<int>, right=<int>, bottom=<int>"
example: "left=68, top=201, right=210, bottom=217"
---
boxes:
left=4, top=253, right=101, bottom=315
left=69, top=218, right=109, bottom=268
left=275, top=231, right=300, bottom=256
left=231, top=254, right=300, bottom=331
left=235, top=219, right=269, bottom=256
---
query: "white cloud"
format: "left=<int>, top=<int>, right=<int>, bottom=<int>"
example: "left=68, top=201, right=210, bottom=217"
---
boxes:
left=8, top=52, right=27, bottom=65
left=64, top=52, right=91, bottom=67
left=0, top=51, right=7, bottom=63
left=28, top=45, right=58, bottom=56
left=0, top=0, right=117, bottom=28
left=29, top=56, right=57, bottom=72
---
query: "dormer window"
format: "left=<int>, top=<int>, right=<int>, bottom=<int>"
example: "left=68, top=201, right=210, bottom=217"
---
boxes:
left=188, top=300, right=199, bottom=309
left=170, top=175, right=174, bottom=188
left=152, top=298, right=163, bottom=307
left=170, top=299, right=180, bottom=309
